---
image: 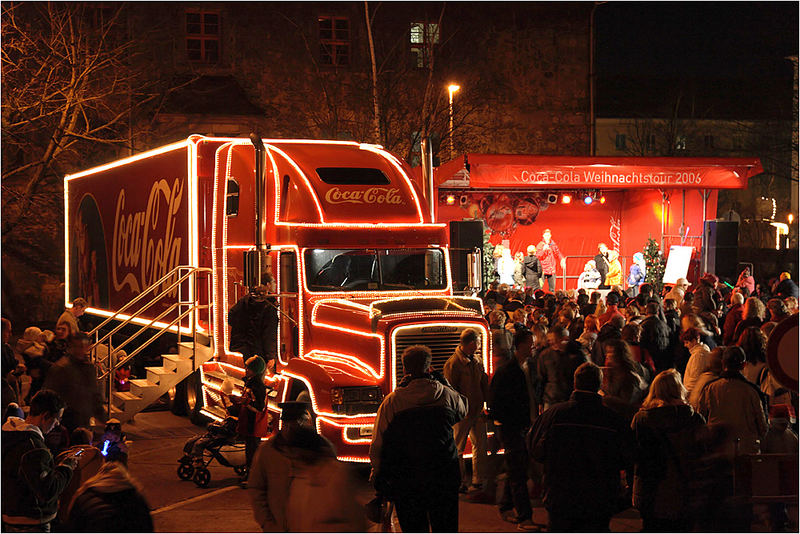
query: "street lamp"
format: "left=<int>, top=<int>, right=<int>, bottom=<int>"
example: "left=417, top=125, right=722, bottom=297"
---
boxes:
left=448, top=84, right=460, bottom=161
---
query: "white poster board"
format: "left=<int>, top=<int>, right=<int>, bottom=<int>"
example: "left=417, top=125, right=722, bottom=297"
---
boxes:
left=663, top=245, right=694, bottom=284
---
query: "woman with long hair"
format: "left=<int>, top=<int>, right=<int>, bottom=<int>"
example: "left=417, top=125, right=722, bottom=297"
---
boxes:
left=602, top=339, right=647, bottom=421
left=737, top=326, right=768, bottom=386
left=577, top=314, right=600, bottom=352
left=733, top=297, right=766, bottom=341
left=631, top=369, right=706, bottom=532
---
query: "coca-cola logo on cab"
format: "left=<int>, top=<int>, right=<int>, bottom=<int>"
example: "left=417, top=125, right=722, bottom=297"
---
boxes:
left=324, top=187, right=403, bottom=205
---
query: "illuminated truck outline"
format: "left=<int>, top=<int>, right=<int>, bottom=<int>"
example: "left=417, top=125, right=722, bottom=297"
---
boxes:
left=65, top=135, right=489, bottom=463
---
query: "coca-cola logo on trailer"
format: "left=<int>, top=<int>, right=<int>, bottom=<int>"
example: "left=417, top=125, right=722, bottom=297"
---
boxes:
left=324, top=187, right=404, bottom=205
left=112, top=179, right=184, bottom=296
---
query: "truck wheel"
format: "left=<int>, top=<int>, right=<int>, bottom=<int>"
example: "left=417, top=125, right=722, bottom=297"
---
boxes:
left=294, top=390, right=316, bottom=426
left=170, top=370, right=200, bottom=416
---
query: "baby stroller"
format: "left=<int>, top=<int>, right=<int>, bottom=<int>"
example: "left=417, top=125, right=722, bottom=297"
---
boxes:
left=178, top=416, right=247, bottom=487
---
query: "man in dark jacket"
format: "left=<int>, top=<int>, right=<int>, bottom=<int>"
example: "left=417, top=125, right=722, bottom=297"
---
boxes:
left=228, top=275, right=279, bottom=365
left=528, top=362, right=635, bottom=532
left=489, top=329, right=536, bottom=530
left=536, top=327, right=588, bottom=410
left=370, top=346, right=467, bottom=533
left=2, top=389, right=75, bottom=531
left=594, top=243, right=611, bottom=289
left=773, top=272, right=799, bottom=299
left=523, top=245, right=543, bottom=290
left=42, top=332, right=104, bottom=433
left=592, top=315, right=625, bottom=365
left=639, top=302, right=671, bottom=371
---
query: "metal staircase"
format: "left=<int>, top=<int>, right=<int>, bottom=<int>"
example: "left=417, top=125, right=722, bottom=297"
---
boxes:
left=88, top=266, right=214, bottom=424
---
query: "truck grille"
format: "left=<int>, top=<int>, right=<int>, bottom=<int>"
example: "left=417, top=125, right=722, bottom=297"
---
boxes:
left=392, top=325, right=484, bottom=387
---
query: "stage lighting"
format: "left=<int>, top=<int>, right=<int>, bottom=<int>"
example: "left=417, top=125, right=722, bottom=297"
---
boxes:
left=445, top=194, right=456, bottom=205
left=547, top=193, right=559, bottom=204
left=599, top=196, right=606, bottom=204
left=584, top=195, right=593, bottom=205
left=561, top=194, right=572, bottom=204
left=459, top=195, right=469, bottom=207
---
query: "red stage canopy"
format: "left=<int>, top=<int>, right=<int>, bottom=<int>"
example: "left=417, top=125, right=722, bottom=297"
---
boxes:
left=432, top=154, right=762, bottom=190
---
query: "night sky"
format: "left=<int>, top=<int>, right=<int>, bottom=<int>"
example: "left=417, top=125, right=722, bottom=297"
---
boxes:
left=596, top=2, right=798, bottom=79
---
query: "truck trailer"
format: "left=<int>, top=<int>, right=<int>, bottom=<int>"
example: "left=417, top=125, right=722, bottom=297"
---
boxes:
left=64, top=135, right=489, bottom=462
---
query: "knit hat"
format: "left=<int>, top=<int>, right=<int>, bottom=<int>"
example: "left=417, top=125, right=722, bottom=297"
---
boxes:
left=245, top=355, right=266, bottom=375
left=769, top=404, right=796, bottom=424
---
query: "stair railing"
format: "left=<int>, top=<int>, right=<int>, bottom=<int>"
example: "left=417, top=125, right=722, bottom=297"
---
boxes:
left=87, top=265, right=212, bottom=419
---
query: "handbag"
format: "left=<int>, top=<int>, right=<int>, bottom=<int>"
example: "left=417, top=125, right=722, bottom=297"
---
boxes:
left=237, top=404, right=272, bottom=438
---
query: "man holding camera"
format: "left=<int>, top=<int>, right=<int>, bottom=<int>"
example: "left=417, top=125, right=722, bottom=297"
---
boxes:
left=370, top=346, right=467, bottom=532
left=2, top=389, right=76, bottom=532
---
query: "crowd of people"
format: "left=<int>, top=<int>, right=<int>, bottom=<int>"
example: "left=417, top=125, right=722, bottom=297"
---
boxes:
left=492, top=237, right=650, bottom=295
left=2, top=299, right=151, bottom=532
left=369, top=266, right=799, bottom=532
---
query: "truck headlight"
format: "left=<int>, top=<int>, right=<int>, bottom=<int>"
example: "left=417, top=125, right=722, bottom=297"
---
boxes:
left=330, top=386, right=383, bottom=414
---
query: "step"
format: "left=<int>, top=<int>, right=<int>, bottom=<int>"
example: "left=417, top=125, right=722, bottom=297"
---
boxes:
left=178, top=341, right=214, bottom=362
left=112, top=390, right=144, bottom=411
left=145, top=366, right=177, bottom=386
left=161, top=354, right=193, bottom=372
left=129, top=378, right=158, bottom=397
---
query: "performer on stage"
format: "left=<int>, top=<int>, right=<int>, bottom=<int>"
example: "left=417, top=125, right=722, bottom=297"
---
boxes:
left=535, top=229, right=565, bottom=293
left=594, top=243, right=610, bottom=289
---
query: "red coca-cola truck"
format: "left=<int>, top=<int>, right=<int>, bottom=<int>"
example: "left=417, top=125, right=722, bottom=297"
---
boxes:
left=65, top=135, right=489, bottom=462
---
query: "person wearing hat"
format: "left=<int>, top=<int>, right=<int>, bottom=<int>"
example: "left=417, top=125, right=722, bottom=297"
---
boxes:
left=692, top=273, right=720, bottom=316
left=221, top=355, right=267, bottom=477
left=697, top=346, right=768, bottom=456
left=248, top=400, right=363, bottom=532
left=665, top=278, right=691, bottom=307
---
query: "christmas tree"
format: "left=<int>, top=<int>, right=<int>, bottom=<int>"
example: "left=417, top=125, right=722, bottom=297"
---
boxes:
left=643, top=237, right=666, bottom=294
left=482, top=228, right=495, bottom=288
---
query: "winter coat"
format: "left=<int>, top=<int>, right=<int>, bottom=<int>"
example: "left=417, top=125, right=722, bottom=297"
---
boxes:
left=597, top=305, right=624, bottom=328
left=735, top=273, right=755, bottom=295
left=2, top=417, right=73, bottom=525
left=513, top=260, right=525, bottom=288
left=443, top=347, right=489, bottom=419
left=594, top=253, right=610, bottom=284
left=43, top=358, right=104, bottom=430
left=527, top=390, right=634, bottom=520
left=774, top=277, right=799, bottom=299
left=697, top=371, right=768, bottom=455
left=488, top=357, right=531, bottom=430
left=602, top=370, right=647, bottom=423
left=627, top=264, right=645, bottom=288
left=228, top=295, right=279, bottom=361
left=592, top=323, right=622, bottom=366
left=692, top=284, right=718, bottom=315
left=535, top=240, right=563, bottom=276
left=733, top=317, right=763, bottom=342
left=286, top=454, right=365, bottom=532
left=66, top=463, right=153, bottom=532
left=631, top=404, right=706, bottom=521
left=249, top=428, right=338, bottom=532
left=523, top=254, right=543, bottom=289
left=227, top=374, right=267, bottom=437
left=370, top=377, right=466, bottom=499
left=54, top=445, right=105, bottom=525
left=722, top=304, right=744, bottom=345
left=639, top=315, right=670, bottom=371
left=605, top=259, right=622, bottom=287
left=682, top=343, right=711, bottom=393
left=578, top=269, right=602, bottom=290
left=536, top=343, right=589, bottom=407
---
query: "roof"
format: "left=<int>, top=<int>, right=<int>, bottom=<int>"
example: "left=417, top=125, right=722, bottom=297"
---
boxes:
left=428, top=153, right=763, bottom=190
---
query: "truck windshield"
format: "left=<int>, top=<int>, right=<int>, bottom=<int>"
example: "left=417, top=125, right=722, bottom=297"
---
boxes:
left=304, top=248, right=447, bottom=292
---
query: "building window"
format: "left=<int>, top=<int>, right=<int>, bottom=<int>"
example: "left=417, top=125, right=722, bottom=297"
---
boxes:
left=704, top=134, right=715, bottom=149
left=645, top=134, right=656, bottom=152
left=410, top=22, right=440, bottom=68
left=186, top=10, right=220, bottom=63
left=319, top=16, right=350, bottom=66
left=675, top=135, right=687, bottom=151
left=615, top=134, right=627, bottom=151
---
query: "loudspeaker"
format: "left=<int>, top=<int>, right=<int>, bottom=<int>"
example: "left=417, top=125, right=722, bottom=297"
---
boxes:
left=703, top=220, right=739, bottom=279
left=449, top=221, right=484, bottom=292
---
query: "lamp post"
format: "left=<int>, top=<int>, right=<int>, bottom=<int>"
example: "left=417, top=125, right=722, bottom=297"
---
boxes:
left=448, top=84, right=460, bottom=161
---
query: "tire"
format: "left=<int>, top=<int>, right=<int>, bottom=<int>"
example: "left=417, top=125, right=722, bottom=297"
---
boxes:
left=193, top=467, right=211, bottom=488
left=171, top=370, right=201, bottom=416
left=177, top=462, right=194, bottom=480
